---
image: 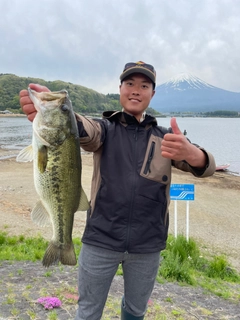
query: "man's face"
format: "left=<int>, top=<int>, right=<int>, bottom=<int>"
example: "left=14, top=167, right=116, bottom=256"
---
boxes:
left=119, top=73, right=155, bottom=121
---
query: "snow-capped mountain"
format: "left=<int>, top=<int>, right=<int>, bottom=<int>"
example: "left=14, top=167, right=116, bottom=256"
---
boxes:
left=163, top=73, right=216, bottom=91
left=150, top=73, right=240, bottom=113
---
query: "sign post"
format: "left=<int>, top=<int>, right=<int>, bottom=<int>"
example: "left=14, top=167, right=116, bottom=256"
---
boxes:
left=170, top=184, right=195, bottom=241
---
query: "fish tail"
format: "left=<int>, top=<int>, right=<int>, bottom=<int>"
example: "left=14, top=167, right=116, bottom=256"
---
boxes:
left=42, top=241, right=77, bottom=267
left=60, top=243, right=77, bottom=266
left=42, top=241, right=60, bottom=267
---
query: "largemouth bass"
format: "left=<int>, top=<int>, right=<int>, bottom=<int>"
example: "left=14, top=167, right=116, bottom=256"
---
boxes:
left=17, top=88, right=89, bottom=267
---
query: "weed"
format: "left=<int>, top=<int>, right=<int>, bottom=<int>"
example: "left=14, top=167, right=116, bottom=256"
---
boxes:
left=171, top=309, right=183, bottom=317
left=26, top=310, right=37, bottom=319
left=10, top=307, right=20, bottom=316
left=17, top=269, right=23, bottom=275
left=25, top=284, right=33, bottom=289
left=47, top=310, right=58, bottom=320
left=159, top=234, right=200, bottom=284
left=200, top=307, right=213, bottom=316
left=116, top=263, right=123, bottom=275
left=103, top=296, right=121, bottom=318
left=40, top=288, right=49, bottom=297
left=22, top=291, right=31, bottom=300
left=206, top=255, right=240, bottom=281
left=145, top=300, right=168, bottom=319
left=6, top=294, right=16, bottom=304
left=73, top=238, right=82, bottom=258
left=0, top=232, right=6, bottom=245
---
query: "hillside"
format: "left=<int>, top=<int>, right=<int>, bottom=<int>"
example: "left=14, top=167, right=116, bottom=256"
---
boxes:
left=0, top=73, right=122, bottom=114
left=151, top=73, right=240, bottom=113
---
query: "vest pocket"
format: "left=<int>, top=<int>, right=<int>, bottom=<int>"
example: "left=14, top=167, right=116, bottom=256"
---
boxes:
left=140, top=135, right=171, bottom=184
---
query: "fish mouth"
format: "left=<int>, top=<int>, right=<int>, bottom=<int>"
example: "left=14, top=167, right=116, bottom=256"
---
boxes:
left=28, top=88, right=68, bottom=112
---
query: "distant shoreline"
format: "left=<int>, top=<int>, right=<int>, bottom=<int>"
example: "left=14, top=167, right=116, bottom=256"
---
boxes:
left=0, top=114, right=26, bottom=117
left=0, top=113, right=240, bottom=118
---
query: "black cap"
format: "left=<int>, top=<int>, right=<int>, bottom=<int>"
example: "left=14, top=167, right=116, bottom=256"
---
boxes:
left=120, top=61, right=156, bottom=87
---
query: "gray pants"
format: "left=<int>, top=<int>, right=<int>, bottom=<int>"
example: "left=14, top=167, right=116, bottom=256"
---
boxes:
left=75, top=243, right=161, bottom=320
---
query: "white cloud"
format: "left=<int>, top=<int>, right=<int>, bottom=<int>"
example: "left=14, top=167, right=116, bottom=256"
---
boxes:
left=0, top=0, right=240, bottom=93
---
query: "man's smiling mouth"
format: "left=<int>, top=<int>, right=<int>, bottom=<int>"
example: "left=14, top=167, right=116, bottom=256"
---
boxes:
left=129, top=98, right=141, bottom=102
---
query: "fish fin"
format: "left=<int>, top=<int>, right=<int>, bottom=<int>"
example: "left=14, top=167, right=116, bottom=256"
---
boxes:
left=37, top=145, right=48, bottom=173
left=78, top=187, right=90, bottom=211
left=33, top=126, right=51, bottom=147
left=31, top=200, right=51, bottom=227
left=42, top=242, right=60, bottom=267
left=16, top=145, right=33, bottom=162
left=60, top=243, right=77, bottom=266
left=42, top=241, right=77, bottom=267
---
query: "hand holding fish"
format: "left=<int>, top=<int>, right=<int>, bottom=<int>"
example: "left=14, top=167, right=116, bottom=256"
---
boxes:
left=161, top=117, right=207, bottom=168
left=19, top=83, right=50, bottom=121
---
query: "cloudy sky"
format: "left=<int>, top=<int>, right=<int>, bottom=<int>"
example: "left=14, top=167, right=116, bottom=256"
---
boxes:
left=1, top=0, right=240, bottom=94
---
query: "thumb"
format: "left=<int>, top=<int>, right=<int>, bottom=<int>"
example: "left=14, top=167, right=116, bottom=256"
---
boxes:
left=170, top=117, right=182, bottom=135
left=29, top=83, right=50, bottom=93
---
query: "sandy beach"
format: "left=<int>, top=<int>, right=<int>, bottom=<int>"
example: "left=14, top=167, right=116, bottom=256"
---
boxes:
left=0, top=150, right=240, bottom=272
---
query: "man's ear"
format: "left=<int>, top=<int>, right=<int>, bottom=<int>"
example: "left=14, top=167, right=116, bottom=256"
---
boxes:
left=151, top=90, right=155, bottom=98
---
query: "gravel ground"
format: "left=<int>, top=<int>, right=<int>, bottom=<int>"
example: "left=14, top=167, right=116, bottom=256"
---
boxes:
left=0, top=261, right=240, bottom=320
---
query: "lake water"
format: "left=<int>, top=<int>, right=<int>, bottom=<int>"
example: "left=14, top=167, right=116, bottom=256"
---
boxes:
left=0, top=116, right=239, bottom=175
left=157, top=117, right=240, bottom=175
left=0, top=116, right=32, bottom=151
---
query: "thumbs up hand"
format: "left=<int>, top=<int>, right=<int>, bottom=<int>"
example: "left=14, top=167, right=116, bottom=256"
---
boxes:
left=161, top=117, right=207, bottom=168
left=161, top=117, right=188, bottom=161
left=170, top=117, right=183, bottom=135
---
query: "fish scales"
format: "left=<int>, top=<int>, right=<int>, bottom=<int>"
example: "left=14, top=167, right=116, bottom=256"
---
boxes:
left=36, top=137, right=80, bottom=245
left=17, top=89, right=89, bottom=267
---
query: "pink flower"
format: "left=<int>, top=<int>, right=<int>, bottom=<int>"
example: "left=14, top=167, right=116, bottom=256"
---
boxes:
left=37, top=296, right=62, bottom=310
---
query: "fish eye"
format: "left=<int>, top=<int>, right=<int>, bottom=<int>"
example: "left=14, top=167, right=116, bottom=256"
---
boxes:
left=61, top=104, right=69, bottom=112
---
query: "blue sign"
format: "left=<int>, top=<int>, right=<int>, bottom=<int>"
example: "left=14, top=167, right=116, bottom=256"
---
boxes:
left=170, top=184, right=195, bottom=201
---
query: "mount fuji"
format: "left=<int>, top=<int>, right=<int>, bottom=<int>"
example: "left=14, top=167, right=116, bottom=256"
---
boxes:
left=150, top=73, right=240, bottom=113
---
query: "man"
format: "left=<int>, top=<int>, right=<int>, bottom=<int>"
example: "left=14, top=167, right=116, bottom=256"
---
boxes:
left=20, top=61, right=216, bottom=319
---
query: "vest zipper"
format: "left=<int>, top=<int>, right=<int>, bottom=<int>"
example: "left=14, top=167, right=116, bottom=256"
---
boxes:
left=143, top=141, right=155, bottom=174
left=125, top=126, right=139, bottom=251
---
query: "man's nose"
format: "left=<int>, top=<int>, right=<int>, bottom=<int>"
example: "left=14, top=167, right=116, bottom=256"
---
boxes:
left=132, top=86, right=140, bottom=95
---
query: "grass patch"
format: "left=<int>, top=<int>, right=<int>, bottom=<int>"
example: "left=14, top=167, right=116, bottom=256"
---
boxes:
left=0, top=231, right=82, bottom=262
left=0, top=230, right=240, bottom=302
left=160, top=234, right=240, bottom=283
left=0, top=231, right=47, bottom=261
left=158, top=234, right=240, bottom=300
